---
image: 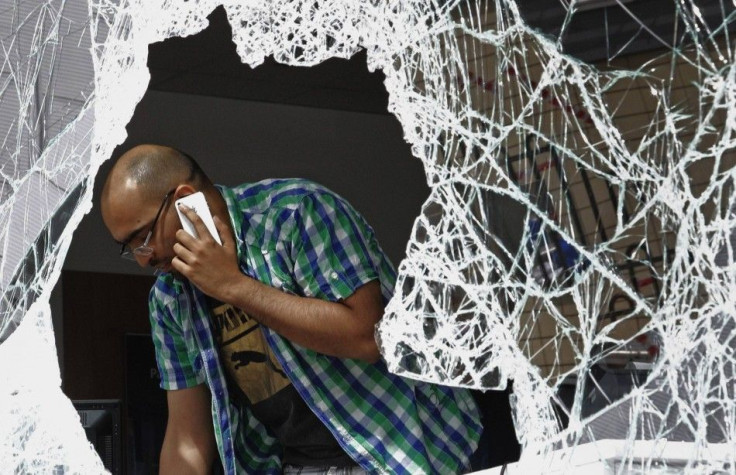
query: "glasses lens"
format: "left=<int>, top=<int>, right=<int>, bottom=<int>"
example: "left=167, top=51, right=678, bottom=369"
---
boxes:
left=133, top=246, right=153, bottom=257
left=120, top=245, right=153, bottom=260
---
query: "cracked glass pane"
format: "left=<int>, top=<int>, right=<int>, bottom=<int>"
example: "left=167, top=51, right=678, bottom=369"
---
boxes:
left=1, top=0, right=735, bottom=472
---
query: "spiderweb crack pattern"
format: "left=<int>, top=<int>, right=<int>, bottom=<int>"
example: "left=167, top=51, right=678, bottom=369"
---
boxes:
left=0, top=0, right=735, bottom=472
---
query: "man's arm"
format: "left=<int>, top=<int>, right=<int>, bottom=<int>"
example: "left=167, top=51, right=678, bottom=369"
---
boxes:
left=160, top=385, right=217, bottom=475
left=173, top=206, right=384, bottom=363
left=223, top=276, right=383, bottom=363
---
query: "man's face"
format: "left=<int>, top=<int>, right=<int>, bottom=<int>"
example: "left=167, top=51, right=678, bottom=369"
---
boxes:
left=102, top=185, right=182, bottom=273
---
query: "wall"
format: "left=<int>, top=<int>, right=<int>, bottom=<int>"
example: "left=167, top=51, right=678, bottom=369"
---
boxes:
left=64, top=89, right=428, bottom=275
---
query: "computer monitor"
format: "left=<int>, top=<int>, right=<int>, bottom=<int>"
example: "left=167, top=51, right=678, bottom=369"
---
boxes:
left=74, top=399, right=122, bottom=474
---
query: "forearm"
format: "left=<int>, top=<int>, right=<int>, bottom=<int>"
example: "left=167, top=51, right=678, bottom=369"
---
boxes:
left=160, top=386, right=217, bottom=475
left=159, top=425, right=216, bottom=475
left=220, top=275, right=382, bottom=362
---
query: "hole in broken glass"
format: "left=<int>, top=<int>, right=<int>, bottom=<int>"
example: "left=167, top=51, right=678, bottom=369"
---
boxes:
left=4, top=1, right=736, bottom=471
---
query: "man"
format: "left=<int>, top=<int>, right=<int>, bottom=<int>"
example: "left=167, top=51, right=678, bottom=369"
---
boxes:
left=100, top=144, right=482, bottom=474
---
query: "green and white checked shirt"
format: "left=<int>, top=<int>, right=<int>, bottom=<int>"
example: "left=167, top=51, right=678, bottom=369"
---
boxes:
left=148, top=179, right=481, bottom=474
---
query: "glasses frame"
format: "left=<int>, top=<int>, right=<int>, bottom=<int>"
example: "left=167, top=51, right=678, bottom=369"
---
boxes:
left=120, top=189, right=176, bottom=260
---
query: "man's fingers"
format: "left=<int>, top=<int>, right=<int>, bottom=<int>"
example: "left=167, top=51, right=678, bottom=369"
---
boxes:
left=175, top=227, right=197, bottom=248
left=178, top=204, right=212, bottom=241
left=213, top=216, right=229, bottom=246
left=173, top=242, right=195, bottom=263
left=171, top=256, right=190, bottom=276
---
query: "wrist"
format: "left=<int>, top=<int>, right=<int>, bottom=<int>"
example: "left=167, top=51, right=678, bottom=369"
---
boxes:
left=219, top=271, right=253, bottom=310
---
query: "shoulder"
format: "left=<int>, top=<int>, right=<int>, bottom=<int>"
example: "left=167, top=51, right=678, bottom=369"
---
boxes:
left=149, top=274, right=184, bottom=313
left=227, top=179, right=346, bottom=213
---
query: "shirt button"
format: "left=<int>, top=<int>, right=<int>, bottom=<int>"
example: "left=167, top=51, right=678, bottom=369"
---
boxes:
left=330, top=272, right=338, bottom=280
left=261, top=249, right=269, bottom=255
left=304, top=289, right=312, bottom=297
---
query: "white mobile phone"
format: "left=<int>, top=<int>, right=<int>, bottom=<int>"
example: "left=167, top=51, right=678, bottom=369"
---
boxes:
left=175, top=192, right=223, bottom=245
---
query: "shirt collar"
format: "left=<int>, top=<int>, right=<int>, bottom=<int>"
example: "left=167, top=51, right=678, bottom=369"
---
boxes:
left=216, top=184, right=245, bottom=263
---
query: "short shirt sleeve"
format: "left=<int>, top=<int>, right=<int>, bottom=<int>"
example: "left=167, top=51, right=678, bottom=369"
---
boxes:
left=288, top=191, right=382, bottom=302
left=148, top=283, right=206, bottom=390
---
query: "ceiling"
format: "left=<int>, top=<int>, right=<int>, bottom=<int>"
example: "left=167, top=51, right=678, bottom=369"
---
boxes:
left=519, top=0, right=736, bottom=63
left=147, top=6, right=391, bottom=114
left=146, top=2, right=736, bottom=115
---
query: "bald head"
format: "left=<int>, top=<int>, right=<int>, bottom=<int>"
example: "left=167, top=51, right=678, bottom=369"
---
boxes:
left=100, top=144, right=213, bottom=238
left=102, top=145, right=208, bottom=204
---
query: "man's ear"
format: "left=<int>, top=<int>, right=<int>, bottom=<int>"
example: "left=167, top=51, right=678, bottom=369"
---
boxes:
left=173, top=184, right=197, bottom=200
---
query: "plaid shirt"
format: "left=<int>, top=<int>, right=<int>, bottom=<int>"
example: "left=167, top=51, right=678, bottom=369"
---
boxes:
left=148, top=179, right=481, bottom=474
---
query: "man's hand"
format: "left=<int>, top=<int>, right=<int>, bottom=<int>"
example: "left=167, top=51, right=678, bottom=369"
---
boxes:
left=173, top=204, right=383, bottom=363
left=172, top=204, right=241, bottom=300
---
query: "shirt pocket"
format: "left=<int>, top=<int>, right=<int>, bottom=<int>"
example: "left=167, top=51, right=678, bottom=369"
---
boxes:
left=244, top=243, right=298, bottom=295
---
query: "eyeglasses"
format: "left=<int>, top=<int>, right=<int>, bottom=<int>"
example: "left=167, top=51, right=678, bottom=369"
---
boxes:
left=120, top=189, right=176, bottom=260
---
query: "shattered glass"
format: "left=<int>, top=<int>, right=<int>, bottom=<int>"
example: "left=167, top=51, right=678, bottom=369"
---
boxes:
left=1, top=0, right=735, bottom=472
